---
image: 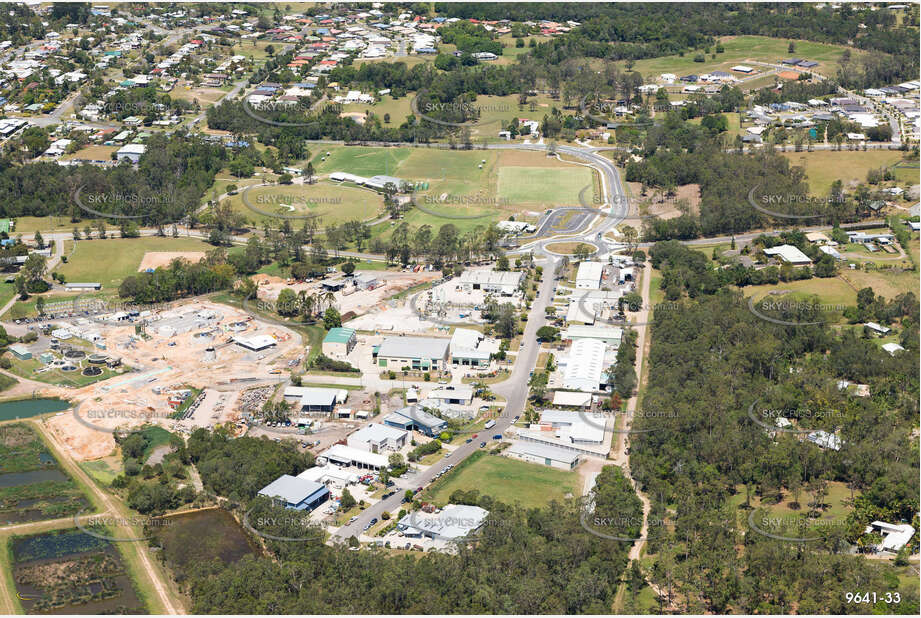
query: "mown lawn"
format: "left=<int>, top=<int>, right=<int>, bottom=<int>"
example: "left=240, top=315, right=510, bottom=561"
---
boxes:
left=225, top=180, right=383, bottom=227
left=423, top=451, right=579, bottom=509
left=57, top=237, right=216, bottom=290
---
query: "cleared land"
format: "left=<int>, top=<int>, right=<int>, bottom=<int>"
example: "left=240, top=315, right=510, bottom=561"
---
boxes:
left=631, top=35, right=857, bottom=78
left=423, top=451, right=579, bottom=509
left=782, top=150, right=909, bottom=195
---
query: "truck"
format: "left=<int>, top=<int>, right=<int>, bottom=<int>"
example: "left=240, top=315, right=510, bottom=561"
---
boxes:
left=484, top=419, right=496, bottom=429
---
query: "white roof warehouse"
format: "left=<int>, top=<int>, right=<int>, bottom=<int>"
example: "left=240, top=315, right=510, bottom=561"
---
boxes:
left=375, top=336, right=450, bottom=371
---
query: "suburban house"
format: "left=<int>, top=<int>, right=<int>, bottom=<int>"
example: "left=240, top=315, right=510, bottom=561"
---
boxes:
left=375, top=336, right=450, bottom=371
left=882, top=342, right=905, bottom=356
left=115, top=143, right=146, bottom=163
left=864, top=521, right=915, bottom=553
left=258, top=474, right=330, bottom=511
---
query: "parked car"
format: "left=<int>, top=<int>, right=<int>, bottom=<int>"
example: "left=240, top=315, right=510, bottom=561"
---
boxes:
left=492, top=434, right=502, bottom=440
left=465, top=438, right=473, bottom=444
left=480, top=442, right=486, bottom=448
left=349, top=516, right=359, bottom=524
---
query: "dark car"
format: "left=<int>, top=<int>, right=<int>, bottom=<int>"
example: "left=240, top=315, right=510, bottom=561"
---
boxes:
left=465, top=438, right=473, bottom=443
left=370, top=518, right=378, bottom=526
left=480, top=442, right=486, bottom=448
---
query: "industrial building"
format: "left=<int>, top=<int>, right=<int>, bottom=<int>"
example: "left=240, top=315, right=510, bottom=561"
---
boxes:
left=375, top=336, right=450, bottom=371
left=397, top=504, right=489, bottom=541
left=513, top=409, right=610, bottom=458
left=575, top=261, right=604, bottom=290
left=318, top=444, right=389, bottom=470
left=457, top=269, right=524, bottom=295
left=506, top=441, right=582, bottom=470
left=562, top=338, right=608, bottom=392
left=560, top=324, right=623, bottom=347
left=297, top=464, right=359, bottom=489
left=283, top=386, right=347, bottom=414
left=347, top=423, right=408, bottom=453
left=384, top=405, right=448, bottom=437
left=763, top=244, right=812, bottom=265
left=426, top=385, right=474, bottom=406
left=232, top=334, right=277, bottom=351
left=258, top=474, right=330, bottom=511
left=450, top=328, right=491, bottom=367
left=322, top=327, right=357, bottom=357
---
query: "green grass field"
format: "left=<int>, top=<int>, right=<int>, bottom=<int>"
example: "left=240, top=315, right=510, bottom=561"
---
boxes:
left=338, top=95, right=416, bottom=127
left=79, top=457, right=122, bottom=485
left=226, top=180, right=383, bottom=226
left=56, top=237, right=216, bottom=290
left=631, top=35, right=857, bottom=78
left=423, top=451, right=580, bottom=509
left=311, top=146, right=411, bottom=177
left=498, top=166, right=593, bottom=207
left=293, top=146, right=587, bottom=240
left=0, top=283, right=16, bottom=310
left=782, top=150, right=908, bottom=195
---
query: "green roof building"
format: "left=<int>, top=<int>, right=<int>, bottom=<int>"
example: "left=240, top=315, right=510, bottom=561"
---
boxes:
left=322, top=327, right=357, bottom=357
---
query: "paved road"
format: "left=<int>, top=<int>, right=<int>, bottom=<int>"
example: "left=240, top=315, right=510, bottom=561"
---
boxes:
left=332, top=259, right=559, bottom=542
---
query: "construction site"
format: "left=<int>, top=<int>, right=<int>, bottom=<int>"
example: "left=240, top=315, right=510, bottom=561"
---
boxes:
left=43, top=300, right=303, bottom=460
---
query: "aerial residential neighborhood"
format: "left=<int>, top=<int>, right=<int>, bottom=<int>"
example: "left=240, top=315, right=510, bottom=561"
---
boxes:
left=0, top=1, right=918, bottom=617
